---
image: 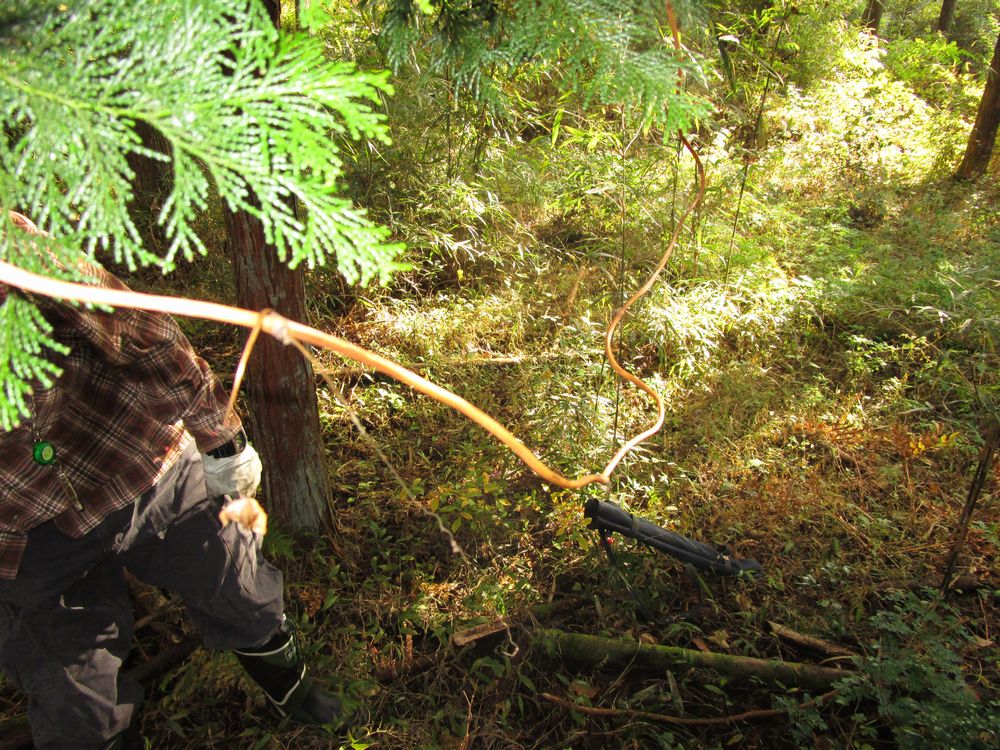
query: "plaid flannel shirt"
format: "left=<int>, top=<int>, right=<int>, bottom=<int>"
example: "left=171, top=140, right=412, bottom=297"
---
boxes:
left=0, top=214, right=240, bottom=578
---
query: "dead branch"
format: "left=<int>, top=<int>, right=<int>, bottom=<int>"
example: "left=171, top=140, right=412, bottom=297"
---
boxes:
left=377, top=601, right=580, bottom=684
left=126, top=637, right=200, bottom=686
left=768, top=621, right=857, bottom=659
left=541, top=688, right=838, bottom=726
left=451, top=600, right=579, bottom=648
left=452, top=620, right=512, bottom=647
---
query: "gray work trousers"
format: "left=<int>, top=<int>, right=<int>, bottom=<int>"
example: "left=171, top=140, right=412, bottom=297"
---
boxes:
left=0, top=442, right=285, bottom=749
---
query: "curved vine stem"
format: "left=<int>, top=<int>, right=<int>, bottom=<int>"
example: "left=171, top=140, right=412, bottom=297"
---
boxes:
left=602, top=134, right=705, bottom=477
left=226, top=308, right=268, bottom=422
left=0, top=259, right=608, bottom=489
left=601, top=3, right=706, bottom=477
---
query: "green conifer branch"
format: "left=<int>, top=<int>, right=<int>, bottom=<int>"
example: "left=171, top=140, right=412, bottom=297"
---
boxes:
left=0, top=0, right=405, bottom=430
left=375, top=0, right=713, bottom=131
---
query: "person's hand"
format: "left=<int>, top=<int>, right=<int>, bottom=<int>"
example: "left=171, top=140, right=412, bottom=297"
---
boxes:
left=202, top=443, right=262, bottom=499
left=219, top=496, right=268, bottom=536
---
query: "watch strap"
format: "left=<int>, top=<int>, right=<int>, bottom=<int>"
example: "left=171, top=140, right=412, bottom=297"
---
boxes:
left=206, top=427, right=247, bottom=459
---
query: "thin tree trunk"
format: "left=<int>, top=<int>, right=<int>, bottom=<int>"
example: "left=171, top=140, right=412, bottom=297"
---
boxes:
left=956, top=33, right=1000, bottom=180
left=861, top=0, right=884, bottom=33
left=125, top=120, right=173, bottom=253
left=126, top=120, right=172, bottom=197
left=223, top=205, right=331, bottom=531
left=221, top=0, right=331, bottom=530
left=934, top=0, right=956, bottom=35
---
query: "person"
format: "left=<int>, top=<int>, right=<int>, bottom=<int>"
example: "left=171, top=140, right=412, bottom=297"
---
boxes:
left=0, top=212, right=341, bottom=749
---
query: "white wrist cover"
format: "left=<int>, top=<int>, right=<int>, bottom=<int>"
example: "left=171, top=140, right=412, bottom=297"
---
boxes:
left=201, top=443, right=262, bottom=499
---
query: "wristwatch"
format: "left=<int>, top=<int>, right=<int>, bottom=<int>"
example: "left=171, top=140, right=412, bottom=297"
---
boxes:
left=206, top=427, right=248, bottom=458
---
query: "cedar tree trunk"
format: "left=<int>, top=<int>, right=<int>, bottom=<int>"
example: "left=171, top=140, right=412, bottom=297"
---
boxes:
left=221, top=0, right=331, bottom=530
left=956, top=33, right=1000, bottom=180
left=935, top=0, right=956, bottom=35
left=126, top=120, right=173, bottom=252
left=126, top=120, right=172, bottom=197
left=861, top=0, right=884, bottom=33
left=223, top=204, right=331, bottom=531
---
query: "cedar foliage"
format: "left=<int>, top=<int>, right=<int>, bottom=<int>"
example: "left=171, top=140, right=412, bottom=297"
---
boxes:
left=374, top=0, right=713, bottom=131
left=0, top=0, right=402, bottom=430
left=0, top=0, right=719, bottom=432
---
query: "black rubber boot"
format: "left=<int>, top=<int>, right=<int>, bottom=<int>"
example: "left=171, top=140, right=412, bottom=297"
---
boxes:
left=234, top=620, right=344, bottom=726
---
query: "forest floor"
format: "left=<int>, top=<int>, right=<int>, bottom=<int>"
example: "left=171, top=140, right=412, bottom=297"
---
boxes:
left=2, top=50, right=999, bottom=750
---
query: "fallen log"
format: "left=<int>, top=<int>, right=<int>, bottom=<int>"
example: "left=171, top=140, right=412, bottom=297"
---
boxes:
left=534, top=629, right=848, bottom=693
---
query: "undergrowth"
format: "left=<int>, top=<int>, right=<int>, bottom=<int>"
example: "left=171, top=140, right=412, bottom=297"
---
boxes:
left=240, top=40, right=998, bottom=744
left=314, top=22, right=996, bottom=747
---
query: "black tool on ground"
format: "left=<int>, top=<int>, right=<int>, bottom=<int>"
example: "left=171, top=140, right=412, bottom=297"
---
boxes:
left=584, top=499, right=762, bottom=576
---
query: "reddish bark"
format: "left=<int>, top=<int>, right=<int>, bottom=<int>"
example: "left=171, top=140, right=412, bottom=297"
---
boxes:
left=220, top=0, right=331, bottom=530
left=956, top=33, right=1000, bottom=180
left=223, top=205, right=331, bottom=530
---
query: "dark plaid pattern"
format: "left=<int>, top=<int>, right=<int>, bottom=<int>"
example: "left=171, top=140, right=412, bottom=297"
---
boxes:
left=0, top=217, right=241, bottom=579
